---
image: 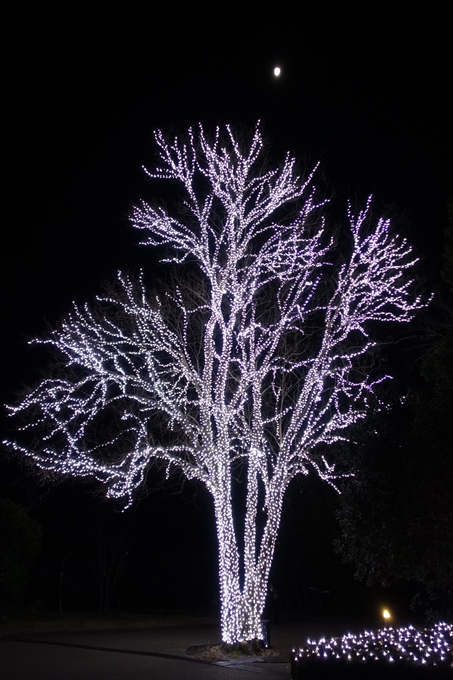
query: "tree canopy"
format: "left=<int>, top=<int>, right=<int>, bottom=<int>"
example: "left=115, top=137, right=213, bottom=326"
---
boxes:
left=5, top=124, right=427, bottom=641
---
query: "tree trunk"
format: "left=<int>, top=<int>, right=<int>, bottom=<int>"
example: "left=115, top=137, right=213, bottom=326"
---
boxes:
left=213, top=465, right=285, bottom=643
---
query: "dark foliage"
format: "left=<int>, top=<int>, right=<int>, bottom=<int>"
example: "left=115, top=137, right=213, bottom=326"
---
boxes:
left=334, top=309, right=453, bottom=620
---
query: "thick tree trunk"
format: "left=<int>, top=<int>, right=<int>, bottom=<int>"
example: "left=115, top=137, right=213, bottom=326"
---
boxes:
left=213, top=467, right=285, bottom=643
left=213, top=485, right=244, bottom=643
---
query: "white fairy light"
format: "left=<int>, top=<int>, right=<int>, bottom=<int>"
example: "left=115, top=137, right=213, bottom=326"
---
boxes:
left=294, top=622, right=452, bottom=669
left=5, top=123, right=428, bottom=644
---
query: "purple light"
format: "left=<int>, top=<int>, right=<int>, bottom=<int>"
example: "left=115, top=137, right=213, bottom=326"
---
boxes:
left=5, top=124, right=428, bottom=643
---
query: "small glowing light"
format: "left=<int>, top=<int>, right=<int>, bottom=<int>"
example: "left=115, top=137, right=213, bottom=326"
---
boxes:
left=383, top=608, right=391, bottom=622
left=293, top=622, right=452, bottom=671
left=273, top=66, right=281, bottom=76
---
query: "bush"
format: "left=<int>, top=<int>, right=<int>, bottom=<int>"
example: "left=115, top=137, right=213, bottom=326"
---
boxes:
left=290, top=622, right=452, bottom=679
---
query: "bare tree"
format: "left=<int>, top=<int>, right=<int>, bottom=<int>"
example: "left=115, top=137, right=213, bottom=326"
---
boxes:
left=5, top=124, right=426, bottom=643
left=93, top=519, right=135, bottom=613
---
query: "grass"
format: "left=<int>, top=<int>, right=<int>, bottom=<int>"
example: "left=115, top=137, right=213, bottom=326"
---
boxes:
left=0, top=609, right=219, bottom=637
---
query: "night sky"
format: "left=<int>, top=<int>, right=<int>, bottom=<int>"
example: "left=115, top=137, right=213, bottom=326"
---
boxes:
left=2, top=12, right=451, bottom=616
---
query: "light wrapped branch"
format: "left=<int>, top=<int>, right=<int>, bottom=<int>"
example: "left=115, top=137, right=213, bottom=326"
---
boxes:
left=5, top=123, right=427, bottom=643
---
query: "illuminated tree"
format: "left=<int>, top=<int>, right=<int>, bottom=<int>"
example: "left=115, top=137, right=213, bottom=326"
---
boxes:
left=5, top=124, right=426, bottom=643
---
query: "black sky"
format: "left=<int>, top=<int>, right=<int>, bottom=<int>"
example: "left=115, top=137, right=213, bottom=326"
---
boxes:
left=5, top=17, right=450, bottom=351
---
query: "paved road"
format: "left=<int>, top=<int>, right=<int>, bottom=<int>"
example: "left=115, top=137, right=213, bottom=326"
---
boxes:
left=0, top=619, right=352, bottom=679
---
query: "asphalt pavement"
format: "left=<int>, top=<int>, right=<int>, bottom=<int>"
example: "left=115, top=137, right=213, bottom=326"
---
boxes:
left=0, top=618, right=354, bottom=679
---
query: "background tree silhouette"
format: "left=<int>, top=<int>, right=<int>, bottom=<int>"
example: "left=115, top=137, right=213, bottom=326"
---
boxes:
left=335, top=205, right=453, bottom=622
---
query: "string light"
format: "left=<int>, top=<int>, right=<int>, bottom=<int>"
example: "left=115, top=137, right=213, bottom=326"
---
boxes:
left=5, top=123, right=428, bottom=644
left=292, top=622, right=452, bottom=671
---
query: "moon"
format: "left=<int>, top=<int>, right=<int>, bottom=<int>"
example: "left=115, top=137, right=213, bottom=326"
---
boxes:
left=273, top=66, right=281, bottom=77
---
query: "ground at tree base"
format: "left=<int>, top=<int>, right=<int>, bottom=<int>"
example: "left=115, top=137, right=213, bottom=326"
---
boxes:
left=186, top=638, right=282, bottom=661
